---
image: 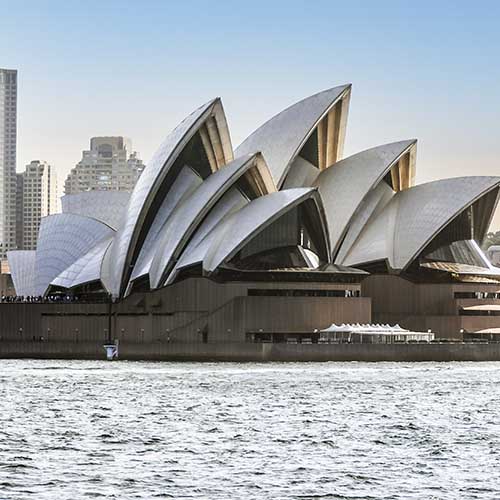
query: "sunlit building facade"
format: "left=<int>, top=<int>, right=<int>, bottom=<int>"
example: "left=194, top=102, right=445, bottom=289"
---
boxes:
left=16, top=160, right=59, bottom=250
left=64, top=137, right=145, bottom=194
left=0, top=68, right=18, bottom=258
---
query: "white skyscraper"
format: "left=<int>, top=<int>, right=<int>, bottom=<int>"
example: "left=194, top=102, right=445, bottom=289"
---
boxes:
left=0, top=68, right=18, bottom=258
left=64, top=136, right=145, bottom=194
left=17, top=160, right=59, bottom=250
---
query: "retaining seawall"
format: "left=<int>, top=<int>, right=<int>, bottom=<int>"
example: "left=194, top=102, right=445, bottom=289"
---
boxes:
left=1, top=341, right=500, bottom=362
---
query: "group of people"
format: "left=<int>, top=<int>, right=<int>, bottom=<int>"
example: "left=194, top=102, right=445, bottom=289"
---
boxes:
left=0, top=294, right=81, bottom=303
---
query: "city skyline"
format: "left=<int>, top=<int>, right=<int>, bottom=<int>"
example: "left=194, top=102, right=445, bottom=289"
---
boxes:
left=1, top=0, right=500, bottom=227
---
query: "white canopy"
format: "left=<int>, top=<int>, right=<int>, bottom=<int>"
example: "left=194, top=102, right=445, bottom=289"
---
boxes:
left=321, top=323, right=409, bottom=333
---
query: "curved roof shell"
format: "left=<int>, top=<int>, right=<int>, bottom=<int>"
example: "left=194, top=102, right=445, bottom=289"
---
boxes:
left=315, top=140, right=416, bottom=258
left=335, top=181, right=395, bottom=265
left=51, top=237, right=113, bottom=290
left=61, top=191, right=131, bottom=230
left=202, top=188, right=329, bottom=274
left=103, top=98, right=233, bottom=297
left=128, top=165, right=203, bottom=283
left=235, top=85, right=350, bottom=188
left=343, top=176, right=500, bottom=270
left=34, top=213, right=115, bottom=296
left=7, top=250, right=36, bottom=296
left=148, top=153, right=274, bottom=289
left=167, top=188, right=250, bottom=285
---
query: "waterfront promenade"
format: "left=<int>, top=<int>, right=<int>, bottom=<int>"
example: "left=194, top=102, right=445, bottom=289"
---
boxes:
left=2, top=340, right=500, bottom=362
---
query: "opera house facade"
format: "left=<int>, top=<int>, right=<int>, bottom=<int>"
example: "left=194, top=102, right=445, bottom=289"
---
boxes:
left=6, top=84, right=500, bottom=349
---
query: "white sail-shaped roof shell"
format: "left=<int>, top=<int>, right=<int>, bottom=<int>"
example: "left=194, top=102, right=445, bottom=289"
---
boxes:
left=61, top=191, right=131, bottom=230
left=343, top=176, right=500, bottom=270
left=34, top=213, right=115, bottom=296
left=315, top=140, right=416, bottom=257
left=128, top=165, right=203, bottom=283
left=148, top=153, right=274, bottom=289
left=7, top=250, right=36, bottom=296
left=51, top=237, right=113, bottom=290
left=167, top=189, right=250, bottom=285
left=202, top=188, right=329, bottom=274
left=236, top=85, right=350, bottom=188
left=335, top=181, right=395, bottom=265
left=103, top=98, right=233, bottom=297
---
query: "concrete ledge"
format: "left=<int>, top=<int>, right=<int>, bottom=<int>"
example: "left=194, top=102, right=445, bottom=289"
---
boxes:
left=0, top=341, right=106, bottom=360
left=1, top=341, right=500, bottom=361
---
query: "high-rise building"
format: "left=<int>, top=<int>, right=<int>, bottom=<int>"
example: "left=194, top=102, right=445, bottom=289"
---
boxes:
left=16, top=160, right=59, bottom=250
left=0, top=68, right=18, bottom=257
left=64, top=137, right=145, bottom=194
left=15, top=172, right=23, bottom=249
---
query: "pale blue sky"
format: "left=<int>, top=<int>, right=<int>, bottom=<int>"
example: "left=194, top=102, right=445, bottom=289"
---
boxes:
left=2, top=0, right=500, bottom=225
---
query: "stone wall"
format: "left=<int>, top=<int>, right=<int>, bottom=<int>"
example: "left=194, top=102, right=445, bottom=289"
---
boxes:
left=1, top=341, right=500, bottom=362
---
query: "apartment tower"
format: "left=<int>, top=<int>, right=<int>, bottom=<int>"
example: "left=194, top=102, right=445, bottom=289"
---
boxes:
left=0, top=69, right=18, bottom=257
left=64, top=136, right=145, bottom=194
left=17, top=160, right=58, bottom=250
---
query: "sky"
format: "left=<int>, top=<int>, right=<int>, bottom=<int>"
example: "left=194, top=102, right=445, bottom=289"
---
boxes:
left=2, top=0, right=500, bottom=227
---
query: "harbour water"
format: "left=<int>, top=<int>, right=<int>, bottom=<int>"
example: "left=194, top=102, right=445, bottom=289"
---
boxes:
left=1, top=360, right=499, bottom=499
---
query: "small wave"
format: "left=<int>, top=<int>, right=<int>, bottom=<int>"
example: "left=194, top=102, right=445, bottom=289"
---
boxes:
left=0, top=463, right=38, bottom=471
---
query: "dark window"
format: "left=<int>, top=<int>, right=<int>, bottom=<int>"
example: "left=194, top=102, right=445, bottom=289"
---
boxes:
left=248, top=289, right=358, bottom=297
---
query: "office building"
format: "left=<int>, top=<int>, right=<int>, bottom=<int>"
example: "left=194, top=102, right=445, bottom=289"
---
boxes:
left=64, top=137, right=145, bottom=194
left=0, top=69, right=18, bottom=257
left=16, top=160, right=58, bottom=250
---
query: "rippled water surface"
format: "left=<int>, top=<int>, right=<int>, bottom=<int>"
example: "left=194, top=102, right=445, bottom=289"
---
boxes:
left=1, top=361, right=500, bottom=499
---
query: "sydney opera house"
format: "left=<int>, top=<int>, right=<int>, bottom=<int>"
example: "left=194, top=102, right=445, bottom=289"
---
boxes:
left=5, top=84, right=500, bottom=349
